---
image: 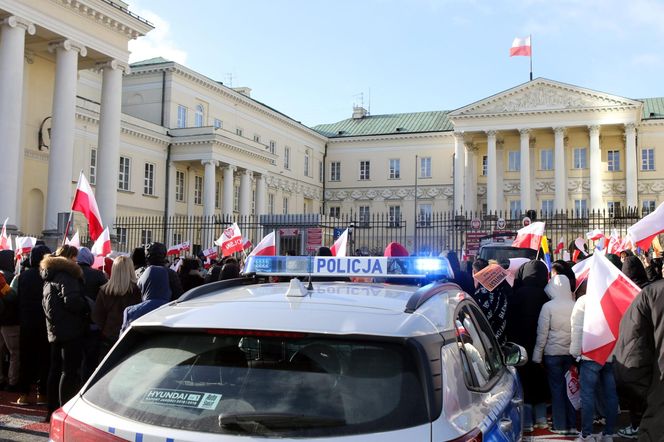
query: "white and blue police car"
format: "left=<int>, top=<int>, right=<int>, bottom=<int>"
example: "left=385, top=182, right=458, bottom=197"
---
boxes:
left=49, top=256, right=526, bottom=442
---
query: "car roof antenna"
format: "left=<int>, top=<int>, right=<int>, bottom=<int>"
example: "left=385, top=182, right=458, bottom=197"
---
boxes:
left=307, top=272, right=314, bottom=291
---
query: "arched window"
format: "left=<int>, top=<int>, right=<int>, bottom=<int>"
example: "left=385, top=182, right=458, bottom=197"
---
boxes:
left=194, top=104, right=204, bottom=127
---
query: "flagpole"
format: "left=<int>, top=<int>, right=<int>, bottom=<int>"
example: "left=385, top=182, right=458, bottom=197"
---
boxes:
left=63, top=170, right=84, bottom=246
left=529, top=34, right=533, bottom=81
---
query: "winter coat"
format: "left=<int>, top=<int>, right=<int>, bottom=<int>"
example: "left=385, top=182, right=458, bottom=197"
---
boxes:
left=532, top=274, right=575, bottom=362
left=41, top=255, right=89, bottom=343
left=614, top=279, right=664, bottom=441
left=179, top=270, right=205, bottom=293
left=122, top=266, right=172, bottom=332
left=0, top=249, right=18, bottom=326
left=136, top=264, right=183, bottom=301
left=12, top=245, right=50, bottom=331
left=622, top=256, right=650, bottom=289
left=506, top=260, right=550, bottom=404
left=92, top=283, right=141, bottom=341
left=79, top=264, right=107, bottom=302
left=471, top=281, right=510, bottom=346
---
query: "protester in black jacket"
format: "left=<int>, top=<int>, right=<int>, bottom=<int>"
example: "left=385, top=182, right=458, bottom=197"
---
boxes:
left=41, top=246, right=88, bottom=420
left=137, top=243, right=183, bottom=300
left=0, top=249, right=19, bottom=391
left=471, top=258, right=510, bottom=346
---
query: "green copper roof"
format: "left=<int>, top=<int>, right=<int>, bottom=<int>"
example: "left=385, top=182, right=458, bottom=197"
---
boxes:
left=312, top=111, right=452, bottom=138
left=130, top=57, right=171, bottom=67
left=642, top=97, right=664, bottom=119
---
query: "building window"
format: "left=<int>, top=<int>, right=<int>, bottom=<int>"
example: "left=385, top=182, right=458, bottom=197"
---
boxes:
left=607, top=201, right=621, bottom=217
left=253, top=134, right=261, bottom=143
left=214, top=119, right=222, bottom=129
left=359, top=161, right=370, bottom=180
left=329, top=206, right=341, bottom=218
left=269, top=140, right=276, bottom=154
left=233, top=185, right=239, bottom=212
left=574, top=199, right=588, bottom=217
left=573, top=148, right=587, bottom=169
left=482, top=155, right=487, bottom=176
left=330, top=161, right=341, bottom=181
left=284, top=146, right=290, bottom=169
left=118, top=156, right=131, bottom=191
left=642, top=200, right=656, bottom=215
left=388, top=159, right=400, bottom=179
left=540, top=149, right=553, bottom=170
left=508, top=151, right=520, bottom=171
left=177, top=105, right=187, bottom=128
left=268, top=193, right=275, bottom=214
left=418, top=203, right=432, bottom=226
left=117, top=227, right=127, bottom=245
left=89, top=148, right=97, bottom=185
left=140, top=229, right=152, bottom=245
left=172, top=232, right=183, bottom=246
left=541, top=199, right=554, bottom=216
left=359, top=206, right=370, bottom=227
left=194, top=176, right=203, bottom=205
left=608, top=150, right=620, bottom=171
left=420, top=157, right=432, bottom=178
left=236, top=127, right=243, bottom=137
left=388, top=205, right=401, bottom=227
left=319, top=160, right=324, bottom=183
left=642, top=148, right=655, bottom=171
left=304, top=151, right=310, bottom=177
left=215, top=181, right=221, bottom=209
left=510, top=200, right=521, bottom=217
left=283, top=197, right=289, bottom=214
left=143, top=162, right=155, bottom=196
left=175, top=170, right=185, bottom=202
left=194, top=104, right=204, bottom=127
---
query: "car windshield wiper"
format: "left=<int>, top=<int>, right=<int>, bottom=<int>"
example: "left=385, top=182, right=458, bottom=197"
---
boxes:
left=219, top=412, right=346, bottom=430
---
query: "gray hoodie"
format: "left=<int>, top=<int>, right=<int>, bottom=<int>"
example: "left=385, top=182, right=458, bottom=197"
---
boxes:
left=532, top=274, right=575, bottom=362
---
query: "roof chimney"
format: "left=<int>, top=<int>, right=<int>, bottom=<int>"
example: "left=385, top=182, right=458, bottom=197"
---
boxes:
left=232, top=87, right=252, bottom=97
left=352, top=105, right=368, bottom=119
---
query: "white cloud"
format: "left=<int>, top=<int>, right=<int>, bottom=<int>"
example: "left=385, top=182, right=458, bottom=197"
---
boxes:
left=128, top=9, right=187, bottom=64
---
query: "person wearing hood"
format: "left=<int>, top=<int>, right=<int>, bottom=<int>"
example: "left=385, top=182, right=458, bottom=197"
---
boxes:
left=506, top=260, right=550, bottom=432
left=137, top=242, right=183, bottom=300
left=0, top=249, right=19, bottom=392
left=121, top=265, right=172, bottom=332
left=471, top=258, right=510, bottom=346
left=446, top=250, right=474, bottom=295
left=178, top=257, right=205, bottom=292
left=41, top=245, right=89, bottom=421
left=532, top=273, right=577, bottom=436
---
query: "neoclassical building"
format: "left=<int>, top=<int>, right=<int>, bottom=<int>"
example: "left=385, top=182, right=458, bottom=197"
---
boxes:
left=1, top=0, right=664, bottom=251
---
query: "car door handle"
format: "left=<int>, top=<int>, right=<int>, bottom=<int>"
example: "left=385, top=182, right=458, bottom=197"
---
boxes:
left=499, top=418, right=512, bottom=433
left=511, top=398, right=523, bottom=407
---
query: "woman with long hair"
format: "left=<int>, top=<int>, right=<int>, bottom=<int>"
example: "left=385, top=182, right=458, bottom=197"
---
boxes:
left=92, top=256, right=141, bottom=359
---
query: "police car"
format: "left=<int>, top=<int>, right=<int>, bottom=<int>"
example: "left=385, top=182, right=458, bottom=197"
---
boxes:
left=49, top=256, right=526, bottom=442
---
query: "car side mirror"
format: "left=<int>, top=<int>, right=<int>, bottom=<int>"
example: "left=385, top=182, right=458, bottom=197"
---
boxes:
left=503, top=342, right=528, bottom=367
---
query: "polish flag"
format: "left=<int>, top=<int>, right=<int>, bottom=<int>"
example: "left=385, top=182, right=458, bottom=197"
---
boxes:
left=510, top=36, right=531, bottom=57
left=512, top=221, right=545, bottom=250
left=627, top=201, right=664, bottom=250
left=0, top=218, right=10, bottom=251
left=330, top=228, right=349, bottom=257
left=64, top=230, right=81, bottom=248
left=167, top=240, right=191, bottom=256
left=586, top=229, right=605, bottom=241
left=618, top=236, right=633, bottom=253
left=583, top=253, right=641, bottom=364
left=572, top=254, right=594, bottom=291
left=71, top=172, right=104, bottom=240
left=554, top=236, right=565, bottom=254
left=215, top=223, right=244, bottom=257
left=606, top=229, right=621, bottom=255
left=15, top=236, right=36, bottom=258
left=91, top=227, right=111, bottom=257
left=248, top=232, right=276, bottom=257
left=202, top=246, right=218, bottom=260
left=242, top=237, right=253, bottom=251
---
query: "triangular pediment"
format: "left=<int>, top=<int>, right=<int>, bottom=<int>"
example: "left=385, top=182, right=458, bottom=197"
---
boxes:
left=450, top=78, right=642, bottom=117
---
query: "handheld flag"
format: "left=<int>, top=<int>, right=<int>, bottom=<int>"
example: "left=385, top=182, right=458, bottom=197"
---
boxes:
left=242, top=237, right=253, bottom=251
left=64, top=230, right=81, bottom=248
left=512, top=221, right=545, bottom=250
left=215, top=223, right=244, bottom=257
left=0, top=218, right=10, bottom=251
left=15, top=236, right=36, bottom=258
left=201, top=246, right=218, bottom=260
left=555, top=236, right=565, bottom=254
left=91, top=227, right=111, bottom=257
left=71, top=172, right=104, bottom=240
left=330, top=228, right=349, bottom=257
left=586, top=229, right=605, bottom=242
left=572, top=254, right=593, bottom=290
left=167, top=241, right=191, bottom=256
left=627, top=201, right=664, bottom=250
left=606, top=229, right=621, bottom=255
left=248, top=232, right=276, bottom=257
left=541, top=236, right=552, bottom=271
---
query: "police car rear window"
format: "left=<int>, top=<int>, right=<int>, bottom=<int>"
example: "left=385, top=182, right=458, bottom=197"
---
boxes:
left=83, top=330, right=430, bottom=437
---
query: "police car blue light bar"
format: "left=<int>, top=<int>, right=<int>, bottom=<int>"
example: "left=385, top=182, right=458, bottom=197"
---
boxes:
left=243, top=256, right=454, bottom=279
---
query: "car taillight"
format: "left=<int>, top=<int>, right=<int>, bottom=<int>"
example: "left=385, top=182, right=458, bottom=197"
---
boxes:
left=448, top=428, right=482, bottom=442
left=49, top=407, right=125, bottom=442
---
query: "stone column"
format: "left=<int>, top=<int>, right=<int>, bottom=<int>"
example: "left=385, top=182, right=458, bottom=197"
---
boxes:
left=166, top=163, right=176, bottom=217
left=186, top=170, right=196, bottom=216
left=45, top=40, right=86, bottom=232
left=624, top=123, right=637, bottom=209
left=519, top=129, right=531, bottom=211
left=222, top=164, right=235, bottom=217
left=464, top=141, right=477, bottom=213
left=96, top=60, right=127, bottom=235
left=589, top=125, right=602, bottom=211
left=239, top=170, right=253, bottom=217
left=554, top=127, right=567, bottom=212
left=496, top=138, right=505, bottom=212
left=202, top=160, right=218, bottom=217
left=453, top=132, right=465, bottom=212
left=0, top=17, right=35, bottom=230
left=486, top=130, right=498, bottom=213
left=255, top=173, right=266, bottom=216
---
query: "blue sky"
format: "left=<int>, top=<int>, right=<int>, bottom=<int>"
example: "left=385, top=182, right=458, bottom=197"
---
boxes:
left=128, top=0, right=664, bottom=127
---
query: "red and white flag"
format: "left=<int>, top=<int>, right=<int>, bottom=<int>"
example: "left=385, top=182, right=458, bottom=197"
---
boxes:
left=91, top=227, right=111, bottom=257
left=15, top=236, right=36, bottom=258
left=583, top=253, right=641, bottom=364
left=555, top=236, right=565, bottom=254
left=618, top=236, right=633, bottom=253
left=510, top=36, right=531, bottom=57
left=627, top=201, right=664, bottom=250
left=202, top=246, right=218, bottom=260
left=248, top=232, right=276, bottom=257
left=0, top=218, right=10, bottom=251
left=215, top=223, right=244, bottom=257
left=512, top=221, right=545, bottom=250
left=586, top=229, right=605, bottom=242
left=64, top=230, right=81, bottom=248
left=71, top=172, right=104, bottom=240
left=167, top=240, right=191, bottom=256
left=606, top=229, right=621, bottom=255
left=572, top=254, right=594, bottom=291
left=330, top=228, right=349, bottom=257
left=242, top=237, right=253, bottom=251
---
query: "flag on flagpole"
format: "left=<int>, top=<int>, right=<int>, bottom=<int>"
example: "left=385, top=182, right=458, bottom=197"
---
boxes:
left=248, top=232, right=276, bottom=257
left=554, top=236, right=565, bottom=254
left=71, top=171, right=104, bottom=240
left=64, top=230, right=81, bottom=248
left=215, top=223, right=244, bottom=257
left=0, top=218, right=10, bottom=251
left=541, top=236, right=552, bottom=271
left=627, top=201, right=664, bottom=250
left=582, top=253, right=641, bottom=364
left=510, top=36, right=532, bottom=56
left=167, top=241, right=191, bottom=256
left=512, top=221, right=545, bottom=250
left=91, top=227, right=111, bottom=257
left=330, top=228, right=349, bottom=257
